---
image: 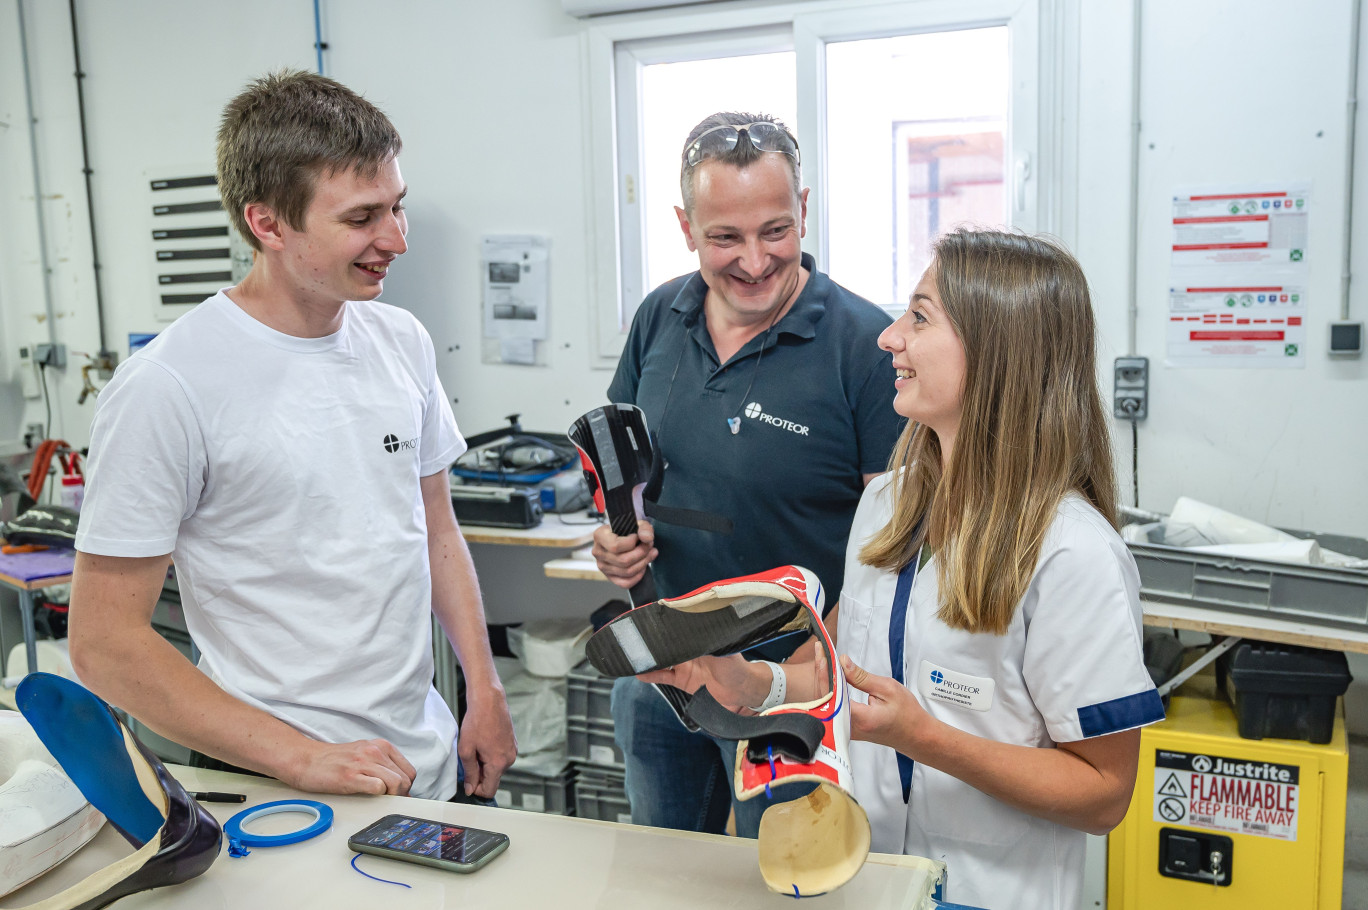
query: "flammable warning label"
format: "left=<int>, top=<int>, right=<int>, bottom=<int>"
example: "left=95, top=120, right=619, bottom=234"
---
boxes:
left=1152, top=749, right=1299, bottom=841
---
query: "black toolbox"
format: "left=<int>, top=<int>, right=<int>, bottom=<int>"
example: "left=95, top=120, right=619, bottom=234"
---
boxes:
left=1215, top=641, right=1352, bottom=744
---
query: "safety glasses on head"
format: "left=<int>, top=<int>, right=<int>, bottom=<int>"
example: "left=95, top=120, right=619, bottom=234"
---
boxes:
left=684, top=121, right=801, bottom=169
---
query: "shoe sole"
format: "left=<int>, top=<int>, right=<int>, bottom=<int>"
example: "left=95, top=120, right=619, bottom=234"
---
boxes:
left=587, top=597, right=805, bottom=677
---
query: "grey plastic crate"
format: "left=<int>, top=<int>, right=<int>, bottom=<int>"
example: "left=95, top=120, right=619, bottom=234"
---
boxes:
left=494, top=765, right=574, bottom=815
left=566, top=717, right=623, bottom=769
left=566, top=662, right=614, bottom=723
left=573, top=766, right=631, bottom=824
left=1126, top=523, right=1368, bottom=628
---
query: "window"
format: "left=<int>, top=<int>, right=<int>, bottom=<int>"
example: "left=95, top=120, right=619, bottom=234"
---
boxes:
left=587, top=0, right=1049, bottom=363
left=826, top=27, right=1009, bottom=311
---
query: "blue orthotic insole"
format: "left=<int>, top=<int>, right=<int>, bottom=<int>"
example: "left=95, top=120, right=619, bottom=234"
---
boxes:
left=17, top=672, right=163, bottom=846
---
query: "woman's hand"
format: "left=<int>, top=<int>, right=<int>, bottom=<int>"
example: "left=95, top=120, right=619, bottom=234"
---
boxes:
left=638, top=654, right=767, bottom=711
left=842, top=655, right=936, bottom=757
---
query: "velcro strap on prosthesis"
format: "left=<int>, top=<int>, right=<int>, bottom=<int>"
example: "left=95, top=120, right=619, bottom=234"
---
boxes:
left=641, top=499, right=733, bottom=535
left=640, top=441, right=733, bottom=534
left=684, top=687, right=824, bottom=764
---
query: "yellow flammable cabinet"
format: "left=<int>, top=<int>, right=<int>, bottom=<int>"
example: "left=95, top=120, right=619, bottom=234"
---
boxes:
left=1108, top=691, right=1347, bottom=908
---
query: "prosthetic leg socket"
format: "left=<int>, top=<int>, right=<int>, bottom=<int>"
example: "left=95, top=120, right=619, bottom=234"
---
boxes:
left=588, top=566, right=871, bottom=896
left=14, top=673, right=222, bottom=909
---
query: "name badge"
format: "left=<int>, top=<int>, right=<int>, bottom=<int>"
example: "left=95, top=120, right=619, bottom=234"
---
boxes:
left=917, top=660, right=995, bottom=712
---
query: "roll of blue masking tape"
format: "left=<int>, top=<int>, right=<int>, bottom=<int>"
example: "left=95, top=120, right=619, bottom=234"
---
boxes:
left=224, top=799, right=334, bottom=848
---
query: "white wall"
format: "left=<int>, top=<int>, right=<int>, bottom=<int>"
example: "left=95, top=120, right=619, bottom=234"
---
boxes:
left=0, top=0, right=318, bottom=450
left=1128, top=0, right=1367, bottom=535
left=0, top=0, right=1364, bottom=540
left=0, top=0, right=92, bottom=445
left=325, top=0, right=608, bottom=435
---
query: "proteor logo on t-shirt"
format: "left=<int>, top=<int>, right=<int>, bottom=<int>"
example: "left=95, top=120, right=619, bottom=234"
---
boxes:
left=383, top=433, right=419, bottom=453
left=743, top=401, right=810, bottom=436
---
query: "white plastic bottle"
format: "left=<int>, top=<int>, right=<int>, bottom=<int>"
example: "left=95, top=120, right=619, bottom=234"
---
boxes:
left=59, top=474, right=84, bottom=511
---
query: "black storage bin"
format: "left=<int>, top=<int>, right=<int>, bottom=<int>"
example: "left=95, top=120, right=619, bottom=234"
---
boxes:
left=1216, top=642, right=1351, bottom=744
left=1143, top=628, right=1185, bottom=709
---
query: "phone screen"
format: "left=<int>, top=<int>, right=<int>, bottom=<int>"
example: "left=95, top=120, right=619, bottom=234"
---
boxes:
left=355, top=815, right=505, bottom=864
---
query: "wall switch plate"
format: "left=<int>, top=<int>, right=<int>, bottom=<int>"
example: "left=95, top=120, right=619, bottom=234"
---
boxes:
left=1114, top=356, right=1148, bottom=420
left=1329, top=321, right=1362, bottom=357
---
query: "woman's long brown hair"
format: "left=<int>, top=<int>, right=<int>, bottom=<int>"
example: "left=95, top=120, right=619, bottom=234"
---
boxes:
left=860, top=230, right=1118, bottom=634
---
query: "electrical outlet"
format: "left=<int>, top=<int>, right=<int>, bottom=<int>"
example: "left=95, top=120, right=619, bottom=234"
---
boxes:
left=33, top=342, right=67, bottom=369
left=1114, top=356, right=1148, bottom=420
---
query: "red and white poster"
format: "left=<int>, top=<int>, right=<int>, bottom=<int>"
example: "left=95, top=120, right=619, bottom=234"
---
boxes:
left=1167, top=183, right=1310, bottom=368
left=1152, top=749, right=1300, bottom=842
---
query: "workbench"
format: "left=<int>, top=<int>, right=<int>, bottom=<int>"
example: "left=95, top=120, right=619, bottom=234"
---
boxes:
left=0, top=765, right=946, bottom=909
left=0, top=547, right=74, bottom=686
left=460, top=511, right=601, bottom=549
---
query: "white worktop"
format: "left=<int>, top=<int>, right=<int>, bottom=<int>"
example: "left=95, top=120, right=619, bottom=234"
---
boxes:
left=1, top=765, right=944, bottom=909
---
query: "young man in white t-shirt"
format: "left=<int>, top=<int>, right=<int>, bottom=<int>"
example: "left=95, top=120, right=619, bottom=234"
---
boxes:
left=68, top=71, right=516, bottom=801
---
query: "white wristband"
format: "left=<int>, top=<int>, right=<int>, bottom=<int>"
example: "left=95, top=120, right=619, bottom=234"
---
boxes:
left=749, top=660, right=787, bottom=712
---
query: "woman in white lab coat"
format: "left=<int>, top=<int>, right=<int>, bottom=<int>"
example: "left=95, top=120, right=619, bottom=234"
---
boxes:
left=644, top=229, right=1163, bottom=910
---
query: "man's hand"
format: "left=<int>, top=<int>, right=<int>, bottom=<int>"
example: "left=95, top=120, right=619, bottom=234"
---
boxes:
left=591, top=519, right=657, bottom=589
left=842, top=655, right=934, bottom=756
left=284, top=738, right=417, bottom=796
left=457, top=689, right=518, bottom=798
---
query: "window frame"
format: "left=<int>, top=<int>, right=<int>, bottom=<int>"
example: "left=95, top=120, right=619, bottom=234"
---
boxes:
left=585, top=0, right=1061, bottom=366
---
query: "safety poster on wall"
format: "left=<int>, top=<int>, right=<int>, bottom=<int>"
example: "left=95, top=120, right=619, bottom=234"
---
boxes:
left=1166, top=182, right=1311, bottom=368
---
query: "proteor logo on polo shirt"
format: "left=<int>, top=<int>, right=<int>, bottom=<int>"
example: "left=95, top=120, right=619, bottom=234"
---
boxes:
left=743, top=401, right=810, bottom=436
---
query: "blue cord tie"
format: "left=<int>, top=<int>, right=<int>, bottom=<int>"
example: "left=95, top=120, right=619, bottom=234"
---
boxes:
left=765, top=743, right=781, bottom=799
left=351, top=852, right=412, bottom=888
left=227, top=838, right=249, bottom=858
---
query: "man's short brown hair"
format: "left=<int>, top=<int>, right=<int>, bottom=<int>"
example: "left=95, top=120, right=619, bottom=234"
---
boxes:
left=216, top=70, right=401, bottom=250
left=679, top=111, right=801, bottom=215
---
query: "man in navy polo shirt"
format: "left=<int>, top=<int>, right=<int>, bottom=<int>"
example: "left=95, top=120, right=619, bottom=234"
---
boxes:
left=592, top=111, right=904, bottom=837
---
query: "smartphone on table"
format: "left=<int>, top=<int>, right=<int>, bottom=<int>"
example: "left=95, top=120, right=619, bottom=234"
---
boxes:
left=348, top=814, right=510, bottom=873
